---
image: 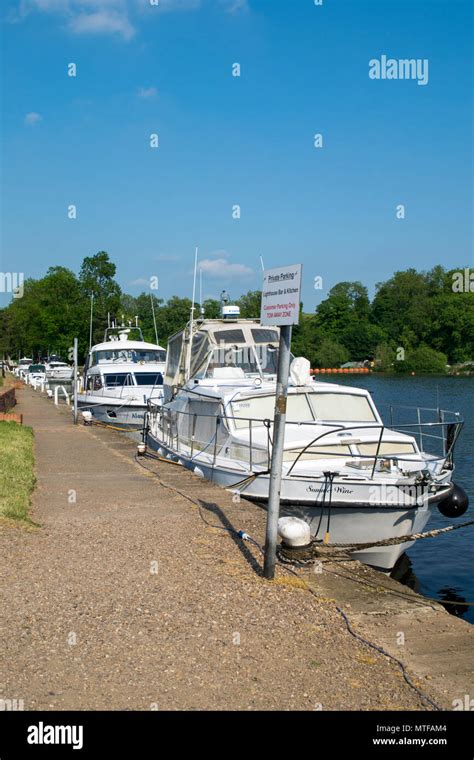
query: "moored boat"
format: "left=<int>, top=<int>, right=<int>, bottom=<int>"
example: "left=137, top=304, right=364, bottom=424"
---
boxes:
left=77, top=324, right=166, bottom=430
left=145, top=307, right=468, bottom=571
left=45, top=357, right=74, bottom=382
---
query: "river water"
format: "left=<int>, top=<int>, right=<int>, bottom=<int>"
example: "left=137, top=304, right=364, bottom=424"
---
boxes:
left=319, top=375, right=473, bottom=623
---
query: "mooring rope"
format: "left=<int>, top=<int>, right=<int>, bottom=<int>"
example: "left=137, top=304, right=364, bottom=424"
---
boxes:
left=277, top=519, right=474, bottom=564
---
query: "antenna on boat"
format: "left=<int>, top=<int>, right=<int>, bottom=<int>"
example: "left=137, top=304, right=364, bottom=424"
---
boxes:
left=186, top=246, right=198, bottom=380
left=107, top=312, right=110, bottom=329
left=259, top=255, right=265, bottom=272
left=89, top=293, right=94, bottom=350
left=199, top=267, right=204, bottom=318
left=150, top=293, right=159, bottom=345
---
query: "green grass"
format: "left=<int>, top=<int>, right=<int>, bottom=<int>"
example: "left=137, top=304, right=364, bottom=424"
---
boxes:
left=0, top=422, right=36, bottom=522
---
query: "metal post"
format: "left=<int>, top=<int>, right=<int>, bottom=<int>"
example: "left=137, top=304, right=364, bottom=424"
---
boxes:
left=150, top=293, right=159, bottom=345
left=263, top=324, right=292, bottom=580
left=73, top=338, right=78, bottom=424
left=89, top=294, right=94, bottom=350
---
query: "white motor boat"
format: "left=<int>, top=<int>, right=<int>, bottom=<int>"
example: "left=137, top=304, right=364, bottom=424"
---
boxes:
left=16, top=357, right=33, bottom=379
left=46, top=357, right=74, bottom=382
left=27, top=363, right=47, bottom=385
left=145, top=311, right=468, bottom=571
left=77, top=324, right=166, bottom=430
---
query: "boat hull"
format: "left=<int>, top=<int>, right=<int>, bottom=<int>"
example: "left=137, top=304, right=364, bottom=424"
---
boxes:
left=46, top=369, right=74, bottom=381
left=146, top=433, right=446, bottom=571
left=77, top=396, right=149, bottom=430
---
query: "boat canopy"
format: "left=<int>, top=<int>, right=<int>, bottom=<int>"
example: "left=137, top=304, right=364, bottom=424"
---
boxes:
left=164, top=319, right=281, bottom=393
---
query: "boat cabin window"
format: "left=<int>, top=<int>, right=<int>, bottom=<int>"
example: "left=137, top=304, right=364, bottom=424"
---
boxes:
left=134, top=372, right=163, bottom=386
left=29, top=364, right=45, bottom=373
left=357, top=442, right=416, bottom=456
left=308, top=393, right=376, bottom=422
left=259, top=345, right=279, bottom=374
left=251, top=329, right=279, bottom=343
left=207, top=345, right=261, bottom=377
left=230, top=391, right=377, bottom=428
left=230, top=394, right=313, bottom=429
left=214, top=329, right=246, bottom=344
left=92, top=349, right=165, bottom=364
left=87, top=374, right=102, bottom=391
left=104, top=373, right=133, bottom=388
left=134, top=349, right=166, bottom=363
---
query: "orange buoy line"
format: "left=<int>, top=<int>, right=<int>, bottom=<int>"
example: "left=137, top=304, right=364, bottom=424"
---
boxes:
left=310, top=368, right=371, bottom=375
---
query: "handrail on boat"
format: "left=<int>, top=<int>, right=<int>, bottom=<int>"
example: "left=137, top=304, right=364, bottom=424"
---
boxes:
left=145, top=401, right=464, bottom=479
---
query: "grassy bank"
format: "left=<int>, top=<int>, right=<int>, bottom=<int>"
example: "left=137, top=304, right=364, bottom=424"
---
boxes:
left=0, top=422, right=35, bottom=522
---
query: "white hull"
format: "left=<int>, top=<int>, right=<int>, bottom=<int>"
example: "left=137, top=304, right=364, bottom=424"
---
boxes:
left=145, top=433, right=450, bottom=571
left=46, top=368, right=74, bottom=381
left=77, top=394, right=159, bottom=430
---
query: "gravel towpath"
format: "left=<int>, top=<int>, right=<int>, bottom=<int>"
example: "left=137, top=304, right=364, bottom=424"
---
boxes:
left=0, top=387, right=441, bottom=710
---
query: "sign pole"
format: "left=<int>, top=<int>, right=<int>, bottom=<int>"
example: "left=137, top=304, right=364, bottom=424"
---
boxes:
left=263, top=323, right=292, bottom=579
left=73, top=337, right=78, bottom=425
left=260, top=262, right=302, bottom=580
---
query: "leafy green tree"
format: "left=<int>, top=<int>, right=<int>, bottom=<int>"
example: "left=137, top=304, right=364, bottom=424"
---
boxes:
left=236, top=290, right=261, bottom=318
left=372, top=269, right=432, bottom=346
left=395, top=345, right=448, bottom=374
left=79, top=252, right=122, bottom=345
left=1, top=268, right=85, bottom=360
left=313, top=338, right=349, bottom=368
left=202, top=299, right=221, bottom=318
left=374, top=342, right=396, bottom=372
left=315, top=282, right=370, bottom=336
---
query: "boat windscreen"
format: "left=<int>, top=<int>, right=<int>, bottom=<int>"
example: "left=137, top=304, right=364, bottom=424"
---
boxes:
left=251, top=328, right=279, bottom=343
left=134, top=372, right=163, bottom=386
left=104, top=373, right=133, bottom=388
left=213, top=328, right=246, bottom=344
left=308, top=393, right=377, bottom=422
left=93, top=348, right=165, bottom=364
left=230, top=394, right=313, bottom=428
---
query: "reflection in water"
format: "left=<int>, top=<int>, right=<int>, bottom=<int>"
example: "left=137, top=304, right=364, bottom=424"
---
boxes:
left=436, top=587, right=470, bottom=619
left=391, top=553, right=420, bottom=592
left=391, top=553, right=470, bottom=619
left=325, top=375, right=473, bottom=625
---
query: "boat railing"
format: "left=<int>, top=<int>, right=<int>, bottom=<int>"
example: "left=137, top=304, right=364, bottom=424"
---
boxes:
left=147, top=401, right=463, bottom=478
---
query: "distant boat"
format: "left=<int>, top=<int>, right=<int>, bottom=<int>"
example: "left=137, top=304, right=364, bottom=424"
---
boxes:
left=27, top=363, right=47, bottom=384
left=45, top=357, right=74, bottom=382
left=16, top=357, right=33, bottom=379
left=77, top=323, right=166, bottom=430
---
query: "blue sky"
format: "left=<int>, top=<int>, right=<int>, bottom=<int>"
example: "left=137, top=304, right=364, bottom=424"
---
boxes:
left=1, top=0, right=472, bottom=310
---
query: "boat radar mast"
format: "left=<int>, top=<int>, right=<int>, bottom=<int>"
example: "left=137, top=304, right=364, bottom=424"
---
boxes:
left=220, top=290, right=240, bottom=320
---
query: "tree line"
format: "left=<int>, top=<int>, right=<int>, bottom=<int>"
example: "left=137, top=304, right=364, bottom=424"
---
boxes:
left=0, top=253, right=472, bottom=373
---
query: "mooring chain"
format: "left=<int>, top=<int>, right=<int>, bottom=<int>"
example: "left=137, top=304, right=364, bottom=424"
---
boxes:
left=277, top=519, right=474, bottom=565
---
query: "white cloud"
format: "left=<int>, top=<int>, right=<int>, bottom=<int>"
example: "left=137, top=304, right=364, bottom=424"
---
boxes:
left=24, top=111, right=42, bottom=125
left=15, top=1, right=136, bottom=40
left=128, top=277, right=150, bottom=287
left=11, top=1, right=239, bottom=38
left=137, top=86, right=157, bottom=99
left=69, top=8, right=135, bottom=39
left=139, top=0, right=201, bottom=12
left=219, top=0, right=249, bottom=14
left=199, top=257, right=253, bottom=279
